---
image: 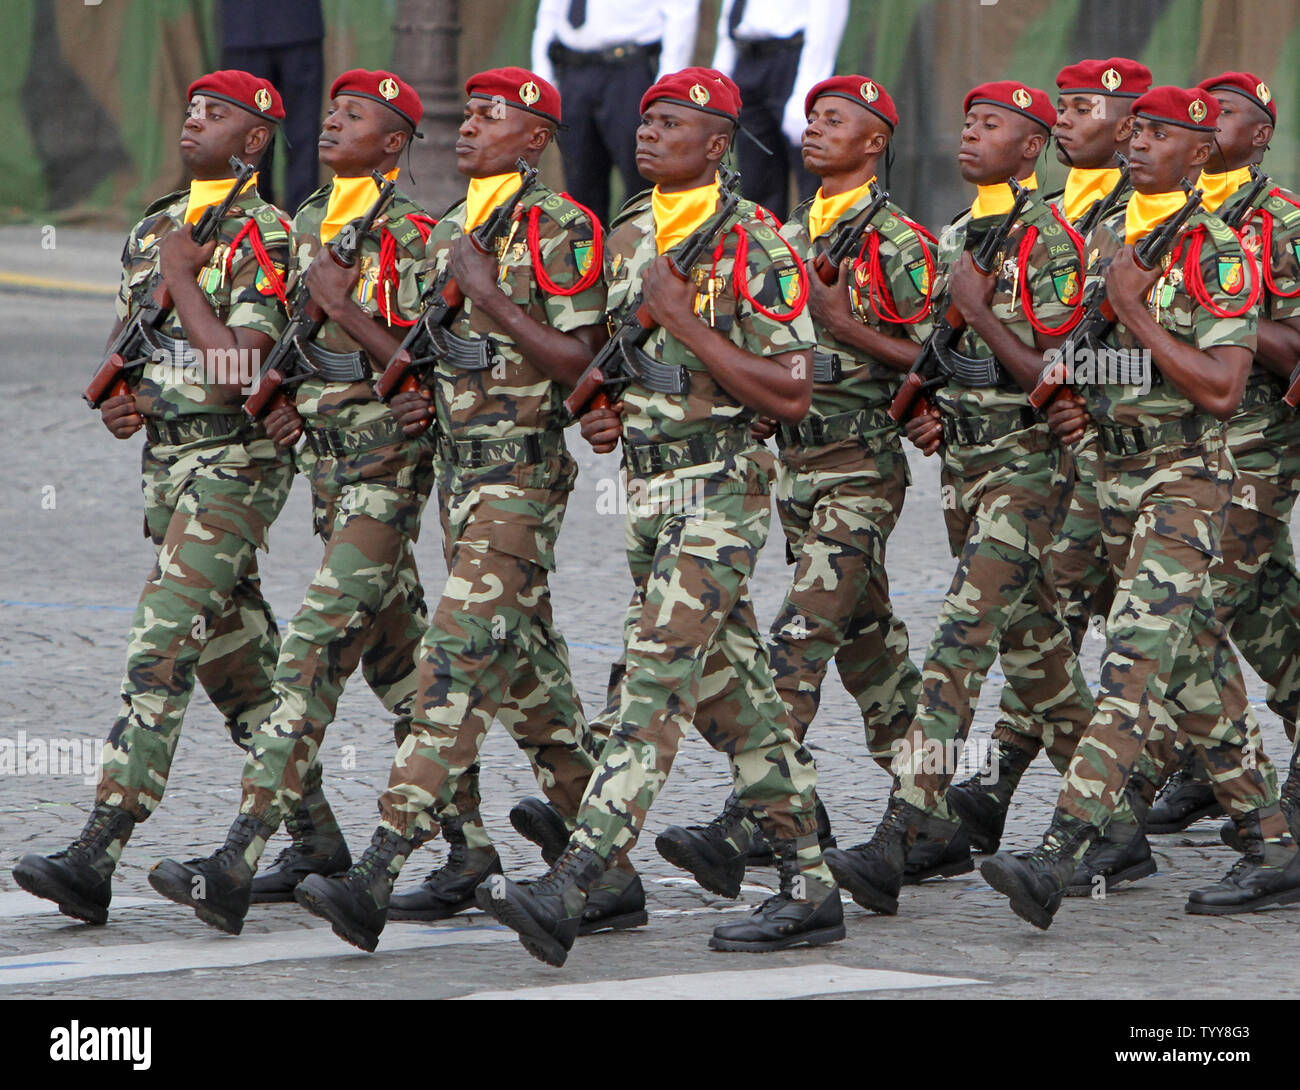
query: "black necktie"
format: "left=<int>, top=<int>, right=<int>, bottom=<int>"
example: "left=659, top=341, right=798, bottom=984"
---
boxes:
left=568, top=0, right=586, bottom=28
left=729, top=0, right=748, bottom=35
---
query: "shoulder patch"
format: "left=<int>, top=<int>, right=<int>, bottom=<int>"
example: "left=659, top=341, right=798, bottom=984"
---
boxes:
left=535, top=190, right=585, bottom=230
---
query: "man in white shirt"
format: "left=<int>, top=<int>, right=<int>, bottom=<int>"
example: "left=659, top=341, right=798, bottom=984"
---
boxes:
left=533, top=0, right=700, bottom=226
left=712, top=0, right=849, bottom=219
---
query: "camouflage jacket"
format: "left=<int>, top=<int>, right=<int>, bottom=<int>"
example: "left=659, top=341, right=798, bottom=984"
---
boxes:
left=780, top=189, right=934, bottom=419
left=116, top=184, right=290, bottom=420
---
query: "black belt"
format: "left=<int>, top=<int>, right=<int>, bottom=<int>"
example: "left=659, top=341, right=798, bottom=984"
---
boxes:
left=303, top=343, right=370, bottom=382
left=548, top=40, right=661, bottom=67
left=812, top=349, right=842, bottom=384
left=627, top=343, right=691, bottom=395
left=429, top=326, right=498, bottom=371
left=302, top=417, right=408, bottom=459
left=778, top=407, right=895, bottom=453
left=940, top=407, right=1040, bottom=447
left=735, top=32, right=804, bottom=58
left=1095, top=415, right=1218, bottom=457
left=144, top=413, right=246, bottom=446
left=623, top=427, right=756, bottom=477
left=436, top=430, right=561, bottom=469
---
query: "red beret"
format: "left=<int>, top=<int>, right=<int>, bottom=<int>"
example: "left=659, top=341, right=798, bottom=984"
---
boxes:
left=641, top=67, right=742, bottom=122
left=188, top=70, right=284, bottom=123
left=805, top=75, right=898, bottom=130
left=1197, top=71, right=1276, bottom=123
left=964, top=81, right=1055, bottom=132
left=466, top=67, right=562, bottom=126
left=1056, top=58, right=1152, bottom=99
left=1133, top=85, right=1220, bottom=132
left=331, top=69, right=424, bottom=136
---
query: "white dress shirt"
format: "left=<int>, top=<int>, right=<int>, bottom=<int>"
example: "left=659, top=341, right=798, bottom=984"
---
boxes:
left=532, top=0, right=700, bottom=85
left=711, top=0, right=850, bottom=148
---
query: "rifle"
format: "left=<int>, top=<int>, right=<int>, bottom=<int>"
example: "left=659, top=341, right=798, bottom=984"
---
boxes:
left=1028, top=181, right=1204, bottom=409
left=887, top=177, right=1032, bottom=423
left=1074, top=154, right=1129, bottom=237
left=243, top=170, right=397, bottom=420
left=373, top=158, right=539, bottom=403
left=1220, top=163, right=1269, bottom=230
left=811, top=181, right=890, bottom=285
left=562, top=164, right=743, bottom=418
left=83, top=155, right=257, bottom=408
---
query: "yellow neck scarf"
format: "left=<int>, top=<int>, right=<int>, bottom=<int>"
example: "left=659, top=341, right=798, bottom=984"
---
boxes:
left=184, top=173, right=257, bottom=226
left=1124, top=189, right=1192, bottom=246
left=808, top=176, right=877, bottom=241
left=1063, top=167, right=1122, bottom=224
left=1197, top=165, right=1254, bottom=214
left=465, top=171, right=524, bottom=232
left=321, top=168, right=400, bottom=243
left=970, top=172, right=1038, bottom=220
left=652, top=175, right=721, bottom=254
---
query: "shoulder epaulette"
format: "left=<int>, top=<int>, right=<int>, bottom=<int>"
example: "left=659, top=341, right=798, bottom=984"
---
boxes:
left=294, top=183, right=332, bottom=217
left=612, top=189, right=653, bottom=228
left=384, top=191, right=432, bottom=250
left=531, top=189, right=590, bottom=231
left=142, top=188, right=186, bottom=218
left=248, top=203, right=290, bottom=240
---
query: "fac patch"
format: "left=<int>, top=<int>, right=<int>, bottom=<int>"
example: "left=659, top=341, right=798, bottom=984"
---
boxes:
left=1217, top=255, right=1244, bottom=295
left=572, top=239, right=594, bottom=277
left=776, top=265, right=801, bottom=307
left=255, top=263, right=285, bottom=295
left=1052, top=266, right=1081, bottom=305
left=906, top=257, right=929, bottom=295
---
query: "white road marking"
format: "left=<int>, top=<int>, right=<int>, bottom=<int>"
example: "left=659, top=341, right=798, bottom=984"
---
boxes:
left=463, top=964, right=981, bottom=1000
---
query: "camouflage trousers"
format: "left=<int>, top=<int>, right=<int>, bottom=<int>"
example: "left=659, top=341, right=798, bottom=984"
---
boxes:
left=894, top=435, right=1095, bottom=820
left=240, top=443, right=435, bottom=827
left=766, top=440, right=920, bottom=765
left=568, top=465, right=832, bottom=886
left=1047, top=436, right=1117, bottom=654
left=97, top=439, right=293, bottom=821
left=1056, top=431, right=1286, bottom=834
left=377, top=458, right=598, bottom=845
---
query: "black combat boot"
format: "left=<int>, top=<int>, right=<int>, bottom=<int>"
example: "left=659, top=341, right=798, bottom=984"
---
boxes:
left=1221, top=751, right=1300, bottom=850
left=709, top=839, right=845, bottom=952
left=1188, top=810, right=1300, bottom=915
left=945, top=740, right=1035, bottom=853
left=475, top=845, right=607, bottom=966
left=249, top=777, right=350, bottom=904
left=508, top=796, right=571, bottom=865
left=1147, top=755, right=1222, bottom=834
left=578, top=867, right=648, bottom=935
left=980, top=810, right=1096, bottom=930
left=387, top=814, right=502, bottom=921
left=902, top=821, right=974, bottom=884
left=293, top=827, right=414, bottom=951
left=823, top=796, right=942, bottom=915
left=1066, top=788, right=1155, bottom=897
left=13, top=804, right=136, bottom=926
left=654, top=795, right=753, bottom=897
left=148, top=813, right=275, bottom=935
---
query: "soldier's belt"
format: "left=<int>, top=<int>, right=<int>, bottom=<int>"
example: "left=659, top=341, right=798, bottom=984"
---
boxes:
left=778, top=407, right=896, bottom=453
left=436, top=429, right=563, bottom=469
left=429, top=326, right=498, bottom=371
left=144, top=413, right=247, bottom=447
left=1095, top=415, right=1218, bottom=457
left=548, top=40, right=661, bottom=66
left=812, top=349, right=843, bottom=384
left=627, top=343, right=691, bottom=395
left=623, top=426, right=757, bottom=478
left=303, top=343, right=371, bottom=382
left=301, top=417, right=408, bottom=459
left=940, top=407, right=1040, bottom=447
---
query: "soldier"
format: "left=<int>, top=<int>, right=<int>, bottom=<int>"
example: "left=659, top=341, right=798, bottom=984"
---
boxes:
left=479, top=67, right=845, bottom=966
left=985, top=86, right=1300, bottom=927
left=654, top=76, right=939, bottom=878
left=823, top=81, right=1097, bottom=918
left=146, top=69, right=440, bottom=934
left=12, top=71, right=294, bottom=926
left=945, top=59, right=1151, bottom=863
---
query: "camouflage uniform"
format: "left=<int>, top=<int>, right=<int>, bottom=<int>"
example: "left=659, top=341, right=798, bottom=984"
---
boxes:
left=561, top=192, right=834, bottom=889
left=1056, top=209, right=1288, bottom=834
left=98, top=186, right=294, bottom=821
left=894, top=189, right=1097, bottom=819
left=761, top=191, right=929, bottom=765
left=374, top=184, right=607, bottom=847
left=238, top=183, right=436, bottom=830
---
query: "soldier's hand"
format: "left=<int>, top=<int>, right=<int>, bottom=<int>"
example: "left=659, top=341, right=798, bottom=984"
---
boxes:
left=751, top=415, right=778, bottom=441
left=100, top=393, right=144, bottom=439
left=948, top=250, right=997, bottom=320
left=807, top=260, right=857, bottom=341
left=264, top=400, right=304, bottom=447
left=158, top=229, right=217, bottom=283
left=390, top=387, right=434, bottom=436
left=305, top=247, right=362, bottom=316
left=1045, top=388, right=1090, bottom=445
left=1105, top=245, right=1162, bottom=315
left=904, top=403, right=942, bottom=456
left=447, top=235, right=500, bottom=305
left=641, top=256, right=698, bottom=339
left=580, top=402, right=624, bottom=454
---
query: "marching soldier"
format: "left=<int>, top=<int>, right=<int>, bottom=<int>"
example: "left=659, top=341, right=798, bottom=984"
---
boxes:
left=985, top=87, right=1300, bottom=927
left=12, top=71, right=295, bottom=925
left=823, top=81, right=1096, bottom=917
left=481, top=67, right=845, bottom=966
left=147, top=70, right=439, bottom=933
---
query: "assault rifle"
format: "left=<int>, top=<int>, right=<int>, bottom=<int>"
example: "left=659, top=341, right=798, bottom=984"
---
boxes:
left=1028, top=181, right=1204, bottom=409
left=1220, top=164, right=1269, bottom=231
left=811, top=181, right=890, bottom=285
left=83, top=155, right=256, bottom=408
left=563, top=164, right=743, bottom=417
left=887, top=177, right=1032, bottom=422
left=1073, top=154, right=1129, bottom=237
left=243, top=170, right=396, bottom=419
left=373, top=158, right=539, bottom=403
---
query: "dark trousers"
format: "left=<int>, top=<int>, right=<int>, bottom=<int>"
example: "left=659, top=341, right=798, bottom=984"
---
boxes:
left=221, top=41, right=324, bottom=213
left=553, top=54, right=658, bottom=228
left=732, top=41, right=819, bottom=221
